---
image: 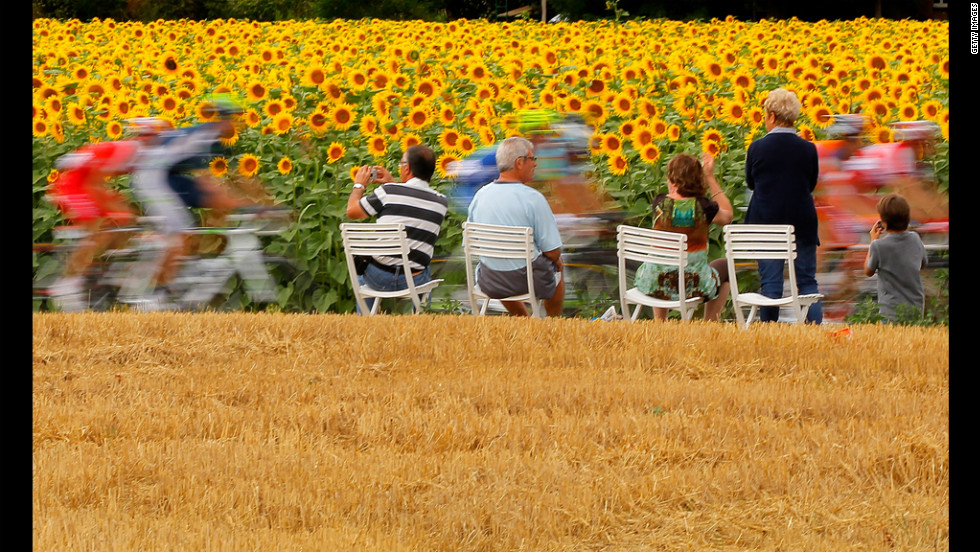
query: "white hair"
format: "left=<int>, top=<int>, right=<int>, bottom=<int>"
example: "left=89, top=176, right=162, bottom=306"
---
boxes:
left=495, top=136, right=534, bottom=172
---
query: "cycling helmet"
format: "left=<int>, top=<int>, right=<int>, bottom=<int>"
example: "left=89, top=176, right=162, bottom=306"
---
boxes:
left=889, top=120, right=941, bottom=142
left=516, top=109, right=561, bottom=135
left=826, top=114, right=868, bottom=139
left=125, top=117, right=172, bottom=136
left=207, top=93, right=244, bottom=118
left=552, top=114, right=593, bottom=155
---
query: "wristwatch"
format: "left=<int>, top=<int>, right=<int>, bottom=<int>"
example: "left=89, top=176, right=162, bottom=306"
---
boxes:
left=352, top=183, right=365, bottom=190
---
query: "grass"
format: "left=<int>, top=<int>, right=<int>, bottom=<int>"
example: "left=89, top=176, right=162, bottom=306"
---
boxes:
left=33, top=312, right=948, bottom=551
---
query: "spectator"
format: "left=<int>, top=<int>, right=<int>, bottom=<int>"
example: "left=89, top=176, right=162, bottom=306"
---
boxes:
left=347, top=144, right=449, bottom=313
left=466, top=136, right=565, bottom=317
left=47, top=136, right=143, bottom=312
left=864, top=193, right=928, bottom=321
left=633, top=153, right=734, bottom=321
left=745, top=87, right=822, bottom=323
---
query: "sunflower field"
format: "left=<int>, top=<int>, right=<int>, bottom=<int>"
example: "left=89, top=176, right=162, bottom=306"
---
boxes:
left=31, top=16, right=950, bottom=313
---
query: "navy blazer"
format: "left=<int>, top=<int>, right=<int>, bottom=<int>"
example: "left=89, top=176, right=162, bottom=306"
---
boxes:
left=744, top=129, right=820, bottom=246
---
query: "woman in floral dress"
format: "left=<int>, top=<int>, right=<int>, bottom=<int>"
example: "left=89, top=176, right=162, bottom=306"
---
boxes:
left=633, top=153, right=734, bottom=320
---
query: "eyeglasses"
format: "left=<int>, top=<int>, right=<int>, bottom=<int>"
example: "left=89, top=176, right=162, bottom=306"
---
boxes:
left=520, top=155, right=537, bottom=162
left=398, top=160, right=408, bottom=166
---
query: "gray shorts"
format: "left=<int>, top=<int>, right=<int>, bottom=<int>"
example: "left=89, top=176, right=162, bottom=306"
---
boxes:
left=476, top=255, right=560, bottom=300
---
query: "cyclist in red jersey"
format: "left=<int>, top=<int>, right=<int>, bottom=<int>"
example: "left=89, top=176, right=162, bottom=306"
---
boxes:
left=47, top=137, right=144, bottom=311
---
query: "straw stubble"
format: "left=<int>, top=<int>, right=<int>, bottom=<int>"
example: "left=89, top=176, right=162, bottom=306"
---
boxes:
left=33, top=313, right=948, bottom=551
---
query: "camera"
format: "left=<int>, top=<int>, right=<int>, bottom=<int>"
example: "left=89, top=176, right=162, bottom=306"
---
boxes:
left=370, top=167, right=379, bottom=181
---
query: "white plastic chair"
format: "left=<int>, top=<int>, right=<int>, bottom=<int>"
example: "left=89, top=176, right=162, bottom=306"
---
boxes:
left=723, top=224, right=824, bottom=329
left=340, top=222, right=443, bottom=315
left=617, top=224, right=704, bottom=321
left=462, top=222, right=546, bottom=317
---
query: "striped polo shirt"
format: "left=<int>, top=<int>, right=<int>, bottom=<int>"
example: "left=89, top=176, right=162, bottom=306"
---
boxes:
left=359, top=177, right=449, bottom=271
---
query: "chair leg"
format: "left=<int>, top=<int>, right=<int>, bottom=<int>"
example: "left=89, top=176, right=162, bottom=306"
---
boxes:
left=630, top=303, right=642, bottom=321
left=745, top=305, right=758, bottom=328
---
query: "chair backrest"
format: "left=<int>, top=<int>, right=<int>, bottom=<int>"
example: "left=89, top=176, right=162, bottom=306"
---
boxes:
left=340, top=222, right=418, bottom=294
left=617, top=224, right=690, bottom=299
left=461, top=221, right=539, bottom=315
left=723, top=224, right=800, bottom=297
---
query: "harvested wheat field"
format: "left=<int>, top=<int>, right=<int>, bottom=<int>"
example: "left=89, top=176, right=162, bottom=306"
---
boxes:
left=33, top=313, right=948, bottom=551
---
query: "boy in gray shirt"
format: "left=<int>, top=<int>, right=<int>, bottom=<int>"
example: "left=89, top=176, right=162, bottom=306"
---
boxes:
left=864, top=194, right=928, bottom=321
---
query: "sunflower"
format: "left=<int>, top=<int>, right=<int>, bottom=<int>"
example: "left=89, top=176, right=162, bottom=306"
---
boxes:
left=457, top=134, right=476, bottom=156
left=209, top=157, right=228, bottom=178
left=366, top=135, right=387, bottom=158
left=359, top=114, right=379, bottom=136
left=921, top=100, right=943, bottom=121
left=582, top=100, right=607, bottom=127
left=274, top=157, right=292, bottom=176
left=400, top=132, right=423, bottom=152
left=245, top=80, right=268, bottom=103
left=864, top=100, right=891, bottom=123
left=438, top=128, right=462, bottom=152
left=631, top=127, right=653, bottom=149
left=611, top=92, right=634, bottom=118
left=807, top=105, right=834, bottom=128
left=405, top=105, right=433, bottom=130
left=66, top=103, right=86, bottom=126
left=699, top=57, right=725, bottom=82
left=797, top=124, right=816, bottom=142
left=302, top=112, right=326, bottom=135
left=243, top=109, right=262, bottom=128
left=667, top=124, right=682, bottom=142
left=33, top=119, right=49, bottom=138
left=897, top=102, right=919, bottom=121
left=263, top=99, right=286, bottom=119
left=322, top=141, right=344, bottom=164
left=415, top=78, right=440, bottom=99
left=617, top=120, right=636, bottom=140
left=607, top=153, right=628, bottom=176
left=721, top=100, right=746, bottom=125
left=347, top=69, right=369, bottom=90
left=870, top=125, right=893, bottom=144
left=331, top=104, right=356, bottom=131
left=302, top=66, right=327, bottom=88
left=563, top=95, right=584, bottom=114
left=237, top=154, right=259, bottom=177
left=599, top=133, right=622, bottom=155
left=160, top=51, right=181, bottom=76
left=436, top=153, right=459, bottom=179
left=271, top=112, right=294, bottom=135
left=105, top=120, right=123, bottom=139
left=866, top=54, right=888, bottom=73
left=156, top=93, right=179, bottom=113
left=636, top=98, right=658, bottom=119
left=478, top=126, right=497, bottom=147
left=639, top=143, right=661, bottom=165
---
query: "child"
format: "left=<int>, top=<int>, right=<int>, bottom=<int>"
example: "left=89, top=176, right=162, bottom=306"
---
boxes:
left=864, top=193, right=928, bottom=321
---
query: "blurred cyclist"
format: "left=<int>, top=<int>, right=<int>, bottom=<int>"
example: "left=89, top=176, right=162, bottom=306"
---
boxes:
left=127, top=95, right=257, bottom=308
left=46, top=131, right=145, bottom=312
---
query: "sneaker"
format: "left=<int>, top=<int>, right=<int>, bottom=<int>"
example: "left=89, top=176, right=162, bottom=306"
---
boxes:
left=135, top=289, right=175, bottom=312
left=52, top=292, right=87, bottom=313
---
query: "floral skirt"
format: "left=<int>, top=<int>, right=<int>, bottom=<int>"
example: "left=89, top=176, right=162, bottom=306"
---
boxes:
left=633, top=250, right=720, bottom=302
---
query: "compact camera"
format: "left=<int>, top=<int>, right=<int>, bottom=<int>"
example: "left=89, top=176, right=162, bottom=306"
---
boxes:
left=370, top=167, right=379, bottom=181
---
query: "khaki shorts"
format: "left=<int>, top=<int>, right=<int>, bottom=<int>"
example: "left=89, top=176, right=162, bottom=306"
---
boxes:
left=476, top=255, right=560, bottom=300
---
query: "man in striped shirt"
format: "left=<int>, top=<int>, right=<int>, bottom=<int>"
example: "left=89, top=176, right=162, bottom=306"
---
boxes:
left=347, top=144, right=448, bottom=311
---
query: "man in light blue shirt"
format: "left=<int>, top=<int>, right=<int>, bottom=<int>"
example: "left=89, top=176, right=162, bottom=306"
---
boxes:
left=467, top=136, right=565, bottom=317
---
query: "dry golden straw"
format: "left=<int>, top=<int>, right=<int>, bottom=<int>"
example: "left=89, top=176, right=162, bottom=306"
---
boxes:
left=33, top=313, right=948, bottom=551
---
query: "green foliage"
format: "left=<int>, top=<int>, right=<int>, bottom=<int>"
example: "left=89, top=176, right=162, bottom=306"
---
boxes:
left=845, top=268, right=949, bottom=327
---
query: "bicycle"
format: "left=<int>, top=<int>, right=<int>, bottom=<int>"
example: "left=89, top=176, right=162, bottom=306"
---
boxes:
left=34, top=208, right=295, bottom=312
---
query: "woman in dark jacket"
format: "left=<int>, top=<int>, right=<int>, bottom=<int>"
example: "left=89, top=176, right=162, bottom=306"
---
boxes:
left=745, top=88, right=822, bottom=324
